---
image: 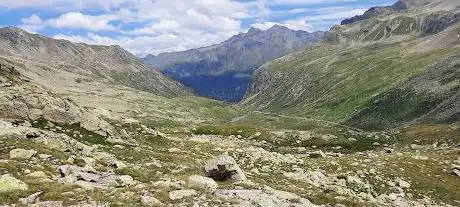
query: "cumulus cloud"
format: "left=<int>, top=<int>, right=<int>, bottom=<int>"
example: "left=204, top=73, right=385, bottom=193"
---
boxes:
left=21, top=12, right=117, bottom=32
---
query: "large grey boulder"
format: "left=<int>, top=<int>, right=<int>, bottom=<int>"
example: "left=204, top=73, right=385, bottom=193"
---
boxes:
left=205, top=154, right=246, bottom=182
left=0, top=174, right=28, bottom=193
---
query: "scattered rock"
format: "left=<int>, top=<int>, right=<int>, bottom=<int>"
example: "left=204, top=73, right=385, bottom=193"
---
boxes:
left=9, top=148, right=37, bottom=159
left=205, top=154, right=246, bottom=182
left=0, top=174, right=28, bottom=193
left=169, top=189, right=197, bottom=200
left=188, top=175, right=218, bottom=193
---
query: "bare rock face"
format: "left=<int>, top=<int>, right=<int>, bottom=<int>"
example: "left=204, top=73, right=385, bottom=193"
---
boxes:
left=205, top=154, right=246, bottom=182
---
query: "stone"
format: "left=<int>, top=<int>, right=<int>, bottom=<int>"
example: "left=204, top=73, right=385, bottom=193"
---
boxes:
left=348, top=138, right=357, bottom=142
left=205, top=154, right=246, bottom=182
left=75, top=181, right=106, bottom=190
left=168, top=148, right=181, bottom=153
left=397, top=179, right=410, bottom=189
left=309, top=150, right=326, bottom=158
left=117, top=175, right=136, bottom=187
left=410, top=144, right=423, bottom=150
left=19, top=192, right=42, bottom=205
left=384, top=148, right=394, bottom=153
left=452, top=169, right=460, bottom=177
left=80, top=112, right=116, bottom=137
left=0, top=174, right=28, bottom=193
left=188, top=175, right=219, bottom=193
left=42, top=99, right=82, bottom=125
left=9, top=148, right=37, bottom=159
left=169, top=189, right=197, bottom=200
left=38, top=154, right=52, bottom=159
left=26, top=171, right=48, bottom=178
left=140, top=195, right=164, bottom=207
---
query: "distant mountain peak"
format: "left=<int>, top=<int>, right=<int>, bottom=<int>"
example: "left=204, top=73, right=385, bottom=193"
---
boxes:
left=247, top=27, right=262, bottom=34
left=268, top=24, right=291, bottom=31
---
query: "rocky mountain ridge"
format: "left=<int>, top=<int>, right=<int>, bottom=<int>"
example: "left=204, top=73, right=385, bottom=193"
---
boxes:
left=0, top=27, right=190, bottom=97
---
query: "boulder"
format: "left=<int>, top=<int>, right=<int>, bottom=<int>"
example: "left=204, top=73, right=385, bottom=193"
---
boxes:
left=117, top=175, right=136, bottom=187
left=42, top=103, right=82, bottom=125
left=205, top=154, right=246, bottom=182
left=0, top=174, right=28, bottom=193
left=309, top=150, right=326, bottom=158
left=169, top=189, right=197, bottom=201
left=9, top=148, right=37, bottom=159
left=188, top=175, right=218, bottom=193
left=397, top=179, right=411, bottom=189
left=26, top=171, right=48, bottom=178
left=81, top=112, right=115, bottom=137
left=19, top=192, right=42, bottom=205
left=452, top=169, right=460, bottom=177
left=140, top=195, right=164, bottom=207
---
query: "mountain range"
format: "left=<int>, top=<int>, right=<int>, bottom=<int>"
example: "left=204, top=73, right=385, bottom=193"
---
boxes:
left=143, top=25, right=325, bottom=102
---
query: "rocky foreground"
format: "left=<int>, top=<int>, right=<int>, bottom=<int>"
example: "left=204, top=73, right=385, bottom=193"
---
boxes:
left=0, top=116, right=459, bottom=207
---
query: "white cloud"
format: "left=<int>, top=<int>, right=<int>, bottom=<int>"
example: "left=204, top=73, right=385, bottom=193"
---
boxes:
left=54, top=29, right=239, bottom=57
left=21, top=12, right=118, bottom=32
left=48, top=12, right=117, bottom=31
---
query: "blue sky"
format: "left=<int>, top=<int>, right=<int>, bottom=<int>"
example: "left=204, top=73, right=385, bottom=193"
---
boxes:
left=0, top=0, right=395, bottom=56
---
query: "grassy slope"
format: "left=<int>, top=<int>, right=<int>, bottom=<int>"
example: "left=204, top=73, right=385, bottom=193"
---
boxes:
left=244, top=40, right=459, bottom=124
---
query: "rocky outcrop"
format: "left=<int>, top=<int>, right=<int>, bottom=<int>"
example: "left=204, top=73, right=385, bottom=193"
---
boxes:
left=57, top=165, right=136, bottom=190
left=0, top=27, right=190, bottom=97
